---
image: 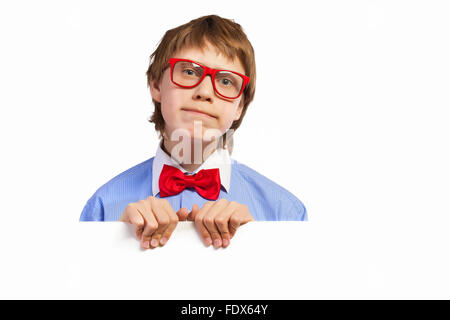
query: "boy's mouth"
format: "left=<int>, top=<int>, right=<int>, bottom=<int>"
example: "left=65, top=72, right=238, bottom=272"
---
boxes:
left=181, top=108, right=217, bottom=119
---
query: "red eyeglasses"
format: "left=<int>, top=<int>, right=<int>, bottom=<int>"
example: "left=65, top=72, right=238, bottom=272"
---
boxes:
left=168, top=58, right=250, bottom=99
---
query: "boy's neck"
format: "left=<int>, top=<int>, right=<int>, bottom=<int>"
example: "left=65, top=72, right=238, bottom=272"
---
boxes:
left=162, top=138, right=220, bottom=173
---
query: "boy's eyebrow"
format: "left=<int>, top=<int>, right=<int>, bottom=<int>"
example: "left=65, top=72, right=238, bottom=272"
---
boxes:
left=178, top=58, right=241, bottom=72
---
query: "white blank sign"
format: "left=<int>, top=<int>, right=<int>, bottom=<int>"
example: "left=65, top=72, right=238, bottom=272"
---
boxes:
left=39, top=221, right=450, bottom=299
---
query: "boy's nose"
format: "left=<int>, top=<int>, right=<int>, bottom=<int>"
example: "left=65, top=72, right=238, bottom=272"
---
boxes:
left=192, top=75, right=215, bottom=102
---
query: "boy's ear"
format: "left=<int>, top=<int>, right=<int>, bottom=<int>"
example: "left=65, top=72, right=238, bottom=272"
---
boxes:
left=150, top=79, right=162, bottom=103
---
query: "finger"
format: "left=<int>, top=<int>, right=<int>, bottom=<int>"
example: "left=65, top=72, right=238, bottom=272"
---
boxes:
left=194, top=202, right=215, bottom=246
left=215, top=201, right=239, bottom=248
left=229, top=211, right=243, bottom=239
left=137, top=200, right=159, bottom=249
left=176, top=207, right=189, bottom=221
left=130, top=212, right=145, bottom=241
left=229, top=204, right=254, bottom=239
left=149, top=198, right=171, bottom=248
left=119, top=204, right=145, bottom=240
left=203, top=199, right=229, bottom=248
left=159, top=201, right=180, bottom=246
left=187, top=204, right=200, bottom=221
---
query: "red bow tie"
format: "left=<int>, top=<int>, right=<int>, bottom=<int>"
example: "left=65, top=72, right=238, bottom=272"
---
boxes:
left=159, top=164, right=221, bottom=200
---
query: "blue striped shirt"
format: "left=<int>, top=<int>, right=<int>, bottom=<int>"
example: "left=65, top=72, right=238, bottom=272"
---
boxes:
left=80, top=144, right=307, bottom=221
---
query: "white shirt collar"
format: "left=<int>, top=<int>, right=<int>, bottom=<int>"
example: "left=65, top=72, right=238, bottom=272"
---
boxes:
left=152, top=140, right=231, bottom=196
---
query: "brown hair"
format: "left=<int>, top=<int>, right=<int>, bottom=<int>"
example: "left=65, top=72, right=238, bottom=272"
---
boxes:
left=146, top=15, right=256, bottom=154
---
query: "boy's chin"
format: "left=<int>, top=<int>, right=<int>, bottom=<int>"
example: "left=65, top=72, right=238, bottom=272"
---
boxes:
left=189, top=131, right=223, bottom=144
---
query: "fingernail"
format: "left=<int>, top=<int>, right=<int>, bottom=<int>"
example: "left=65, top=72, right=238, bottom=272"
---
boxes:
left=222, top=239, right=229, bottom=247
left=213, top=239, right=222, bottom=248
left=204, top=237, right=212, bottom=246
left=160, top=237, right=167, bottom=246
left=142, top=241, right=150, bottom=249
left=151, top=239, right=159, bottom=247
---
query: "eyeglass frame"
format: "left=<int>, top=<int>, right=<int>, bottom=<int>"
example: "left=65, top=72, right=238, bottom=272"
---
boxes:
left=167, top=58, right=250, bottom=100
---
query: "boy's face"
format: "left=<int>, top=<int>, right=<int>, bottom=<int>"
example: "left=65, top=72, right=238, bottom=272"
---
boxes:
left=150, top=41, right=245, bottom=143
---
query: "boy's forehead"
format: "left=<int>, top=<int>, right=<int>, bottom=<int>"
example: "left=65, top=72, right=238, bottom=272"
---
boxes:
left=173, top=43, right=245, bottom=73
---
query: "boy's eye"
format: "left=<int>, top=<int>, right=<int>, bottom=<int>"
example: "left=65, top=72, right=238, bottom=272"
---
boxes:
left=219, top=78, right=233, bottom=86
left=183, top=68, right=197, bottom=76
left=180, top=66, right=203, bottom=78
left=216, top=73, right=240, bottom=88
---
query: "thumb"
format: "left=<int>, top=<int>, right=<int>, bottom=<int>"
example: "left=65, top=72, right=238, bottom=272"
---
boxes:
left=176, top=207, right=189, bottom=221
left=187, top=204, right=200, bottom=221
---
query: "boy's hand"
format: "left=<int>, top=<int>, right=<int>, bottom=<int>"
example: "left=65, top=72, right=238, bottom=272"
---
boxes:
left=119, top=196, right=189, bottom=249
left=180, top=199, right=254, bottom=248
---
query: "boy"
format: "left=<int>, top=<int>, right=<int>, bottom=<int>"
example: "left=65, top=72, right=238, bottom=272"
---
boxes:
left=80, top=15, right=307, bottom=249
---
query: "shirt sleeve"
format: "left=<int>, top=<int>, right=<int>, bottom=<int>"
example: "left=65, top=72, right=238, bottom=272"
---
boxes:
left=80, top=195, right=105, bottom=221
left=279, top=199, right=308, bottom=221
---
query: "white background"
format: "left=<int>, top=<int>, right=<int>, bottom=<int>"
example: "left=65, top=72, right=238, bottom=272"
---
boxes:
left=0, top=0, right=449, bottom=299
